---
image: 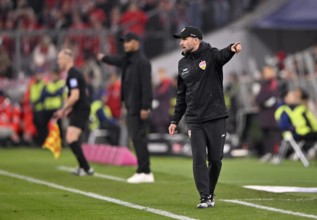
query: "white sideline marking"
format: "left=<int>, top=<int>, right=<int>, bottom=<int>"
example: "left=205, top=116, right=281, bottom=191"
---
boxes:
left=222, top=199, right=317, bottom=219
left=57, top=166, right=126, bottom=182
left=0, top=169, right=196, bottom=220
left=238, top=198, right=317, bottom=202
left=244, top=185, right=317, bottom=193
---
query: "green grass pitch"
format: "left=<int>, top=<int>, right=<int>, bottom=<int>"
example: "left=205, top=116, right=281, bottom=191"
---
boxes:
left=0, top=147, right=317, bottom=220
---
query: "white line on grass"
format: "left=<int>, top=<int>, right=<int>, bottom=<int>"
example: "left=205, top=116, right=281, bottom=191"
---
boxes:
left=237, top=198, right=317, bottom=202
left=0, top=169, right=196, bottom=220
left=57, top=166, right=126, bottom=182
left=222, top=199, right=317, bottom=219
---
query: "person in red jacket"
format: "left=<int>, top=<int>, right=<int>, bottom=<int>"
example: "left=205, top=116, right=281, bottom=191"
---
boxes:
left=106, top=72, right=121, bottom=119
left=0, top=91, right=21, bottom=145
left=119, top=2, right=147, bottom=37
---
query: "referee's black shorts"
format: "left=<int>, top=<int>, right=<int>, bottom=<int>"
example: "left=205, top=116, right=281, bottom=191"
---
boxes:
left=68, top=108, right=90, bottom=131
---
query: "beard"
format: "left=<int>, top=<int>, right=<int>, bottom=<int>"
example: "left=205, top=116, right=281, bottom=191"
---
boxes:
left=182, top=46, right=194, bottom=55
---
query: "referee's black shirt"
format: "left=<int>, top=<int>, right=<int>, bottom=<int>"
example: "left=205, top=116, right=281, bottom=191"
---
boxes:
left=66, top=67, right=90, bottom=112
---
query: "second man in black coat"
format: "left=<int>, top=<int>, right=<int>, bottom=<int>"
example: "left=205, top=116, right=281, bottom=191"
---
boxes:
left=97, top=32, right=154, bottom=183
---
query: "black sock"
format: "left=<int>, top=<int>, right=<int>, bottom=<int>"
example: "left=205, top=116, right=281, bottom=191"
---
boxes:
left=69, top=141, right=90, bottom=171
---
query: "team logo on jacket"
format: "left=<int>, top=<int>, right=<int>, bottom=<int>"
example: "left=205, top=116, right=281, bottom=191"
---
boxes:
left=199, top=60, right=206, bottom=70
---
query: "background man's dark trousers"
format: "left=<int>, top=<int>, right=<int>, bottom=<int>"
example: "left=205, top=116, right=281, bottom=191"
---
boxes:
left=127, top=114, right=151, bottom=173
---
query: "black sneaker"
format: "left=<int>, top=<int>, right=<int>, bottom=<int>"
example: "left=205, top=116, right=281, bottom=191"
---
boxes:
left=197, top=195, right=215, bottom=208
left=73, top=167, right=94, bottom=176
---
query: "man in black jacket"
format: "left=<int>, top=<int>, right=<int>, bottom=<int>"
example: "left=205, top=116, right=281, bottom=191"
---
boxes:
left=168, top=26, right=241, bottom=208
left=97, top=32, right=154, bottom=184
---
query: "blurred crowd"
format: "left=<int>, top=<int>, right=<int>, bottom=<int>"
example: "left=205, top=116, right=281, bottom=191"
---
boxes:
left=2, top=43, right=317, bottom=155
left=0, top=0, right=261, bottom=149
left=224, top=44, right=317, bottom=161
left=6, top=0, right=315, bottom=163
left=0, top=0, right=261, bottom=78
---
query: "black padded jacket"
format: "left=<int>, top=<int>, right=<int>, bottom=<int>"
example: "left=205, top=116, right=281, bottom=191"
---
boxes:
left=171, top=41, right=235, bottom=124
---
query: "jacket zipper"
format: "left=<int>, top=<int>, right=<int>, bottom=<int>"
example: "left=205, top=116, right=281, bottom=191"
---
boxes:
left=191, top=55, right=201, bottom=122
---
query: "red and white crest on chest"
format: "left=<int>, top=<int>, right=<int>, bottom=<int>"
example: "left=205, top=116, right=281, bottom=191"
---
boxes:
left=199, top=60, right=206, bottom=70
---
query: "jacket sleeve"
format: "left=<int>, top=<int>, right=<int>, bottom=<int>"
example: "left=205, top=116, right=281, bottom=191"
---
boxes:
left=171, top=74, right=187, bottom=125
left=140, top=59, right=153, bottom=110
left=213, top=44, right=235, bottom=66
left=101, top=55, right=125, bottom=67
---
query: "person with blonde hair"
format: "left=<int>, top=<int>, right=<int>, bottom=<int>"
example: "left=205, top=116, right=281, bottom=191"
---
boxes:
left=55, top=49, right=93, bottom=176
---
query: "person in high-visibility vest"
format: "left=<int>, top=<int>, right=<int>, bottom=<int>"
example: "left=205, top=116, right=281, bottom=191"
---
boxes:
left=275, top=88, right=317, bottom=142
left=42, top=69, right=65, bottom=143
left=89, top=92, right=120, bottom=145
left=29, top=68, right=46, bottom=146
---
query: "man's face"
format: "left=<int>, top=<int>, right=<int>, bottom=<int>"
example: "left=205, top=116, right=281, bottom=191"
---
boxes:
left=285, top=90, right=299, bottom=105
left=180, top=37, right=197, bottom=54
left=123, top=40, right=139, bottom=53
left=262, top=66, right=276, bottom=80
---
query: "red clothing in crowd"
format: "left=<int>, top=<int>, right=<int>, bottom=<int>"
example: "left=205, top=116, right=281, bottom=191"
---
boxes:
left=0, top=96, right=21, bottom=134
left=119, top=9, right=147, bottom=35
left=107, top=80, right=121, bottom=119
left=21, top=79, right=38, bottom=137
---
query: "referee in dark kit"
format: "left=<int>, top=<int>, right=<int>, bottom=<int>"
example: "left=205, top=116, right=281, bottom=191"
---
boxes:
left=55, top=48, right=94, bottom=176
left=168, top=26, right=241, bottom=208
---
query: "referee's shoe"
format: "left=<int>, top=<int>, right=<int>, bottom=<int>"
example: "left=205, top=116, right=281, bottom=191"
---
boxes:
left=197, top=195, right=215, bottom=208
left=73, top=167, right=94, bottom=176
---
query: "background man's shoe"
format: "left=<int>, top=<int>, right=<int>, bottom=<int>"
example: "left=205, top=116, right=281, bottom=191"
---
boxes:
left=127, top=173, right=154, bottom=183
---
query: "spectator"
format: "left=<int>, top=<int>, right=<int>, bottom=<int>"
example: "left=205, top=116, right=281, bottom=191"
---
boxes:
left=95, top=0, right=118, bottom=28
left=41, top=69, right=65, bottom=145
left=32, top=36, right=57, bottom=72
left=0, top=43, right=13, bottom=79
left=119, top=2, right=148, bottom=37
left=89, top=91, right=121, bottom=145
left=28, top=67, right=47, bottom=146
left=20, top=81, right=37, bottom=146
left=174, top=0, right=188, bottom=32
left=255, top=65, right=281, bottom=161
left=212, top=0, right=230, bottom=27
left=275, top=88, right=317, bottom=154
left=82, top=54, right=103, bottom=96
left=106, top=72, right=121, bottom=120
left=224, top=72, right=241, bottom=134
left=0, top=91, right=21, bottom=146
left=151, top=68, right=173, bottom=133
left=85, top=8, right=106, bottom=56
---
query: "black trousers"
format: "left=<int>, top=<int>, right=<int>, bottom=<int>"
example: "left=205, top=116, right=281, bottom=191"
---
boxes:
left=260, top=127, right=280, bottom=155
left=127, top=114, right=150, bottom=173
left=187, top=118, right=226, bottom=198
left=33, top=110, right=46, bottom=146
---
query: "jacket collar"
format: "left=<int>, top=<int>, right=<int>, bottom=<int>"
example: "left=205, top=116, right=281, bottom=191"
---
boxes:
left=126, top=50, right=141, bottom=62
